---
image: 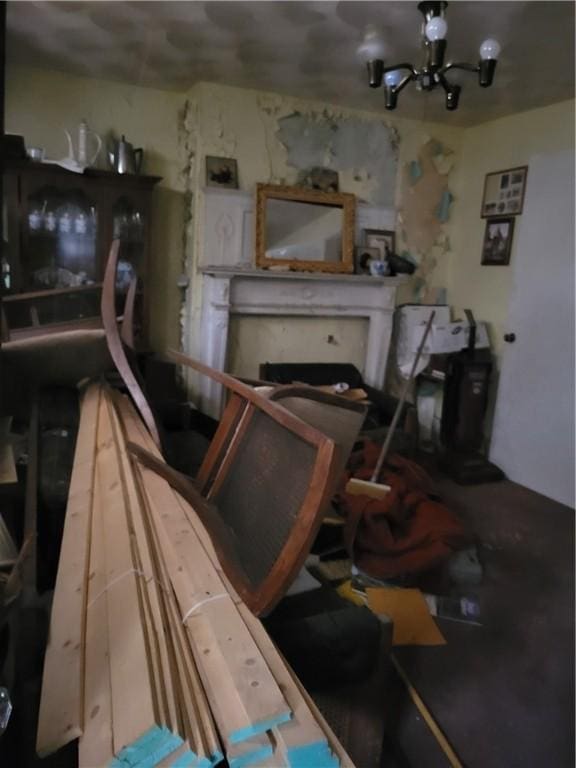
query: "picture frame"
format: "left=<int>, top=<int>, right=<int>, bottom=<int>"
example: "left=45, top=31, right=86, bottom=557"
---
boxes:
left=354, top=246, right=381, bottom=275
left=481, top=165, right=528, bottom=217
left=205, top=156, right=239, bottom=189
left=298, top=166, right=339, bottom=193
left=481, top=216, right=515, bottom=266
left=362, top=229, right=396, bottom=260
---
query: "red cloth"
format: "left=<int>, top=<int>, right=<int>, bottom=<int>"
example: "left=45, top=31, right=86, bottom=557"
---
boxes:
left=340, top=442, right=468, bottom=579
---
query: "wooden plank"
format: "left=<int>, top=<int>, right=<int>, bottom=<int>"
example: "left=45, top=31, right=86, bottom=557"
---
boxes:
left=107, top=393, right=177, bottom=733
left=239, top=603, right=338, bottom=768
left=285, top=661, right=356, bottom=768
left=161, top=558, right=222, bottom=765
left=114, top=391, right=355, bottom=766
left=113, top=391, right=222, bottom=764
left=36, top=384, right=100, bottom=756
left=126, top=444, right=291, bottom=745
left=78, top=466, right=114, bottom=768
left=95, top=393, right=159, bottom=756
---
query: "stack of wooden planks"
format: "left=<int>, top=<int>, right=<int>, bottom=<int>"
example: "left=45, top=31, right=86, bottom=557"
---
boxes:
left=37, top=381, right=355, bottom=768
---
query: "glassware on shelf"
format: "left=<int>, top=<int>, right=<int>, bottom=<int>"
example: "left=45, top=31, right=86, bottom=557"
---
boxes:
left=58, top=207, right=73, bottom=234
left=28, top=203, right=44, bottom=231
left=44, top=210, right=57, bottom=233
left=131, top=211, right=144, bottom=241
left=74, top=211, right=88, bottom=235
left=115, top=259, right=136, bottom=291
left=1, top=258, right=11, bottom=291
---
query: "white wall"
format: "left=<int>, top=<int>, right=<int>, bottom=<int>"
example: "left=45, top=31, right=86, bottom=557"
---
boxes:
left=448, top=100, right=575, bottom=365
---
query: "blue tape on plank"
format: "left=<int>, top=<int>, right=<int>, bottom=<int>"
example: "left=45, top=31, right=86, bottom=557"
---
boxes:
left=287, top=742, right=339, bottom=768
left=208, top=749, right=224, bottom=767
left=110, top=726, right=164, bottom=767
left=133, top=732, right=184, bottom=768
left=110, top=727, right=183, bottom=768
left=228, top=711, right=292, bottom=745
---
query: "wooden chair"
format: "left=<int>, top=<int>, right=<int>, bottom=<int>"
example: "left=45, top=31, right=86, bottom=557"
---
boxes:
left=131, top=351, right=340, bottom=616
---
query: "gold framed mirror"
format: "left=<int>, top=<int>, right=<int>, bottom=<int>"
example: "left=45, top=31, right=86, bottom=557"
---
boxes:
left=255, top=184, right=356, bottom=273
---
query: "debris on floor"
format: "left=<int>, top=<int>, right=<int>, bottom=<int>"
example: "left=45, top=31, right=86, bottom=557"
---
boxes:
left=340, top=440, right=469, bottom=580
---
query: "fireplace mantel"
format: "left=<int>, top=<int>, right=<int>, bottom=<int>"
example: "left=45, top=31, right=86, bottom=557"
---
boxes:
left=197, top=266, right=407, bottom=417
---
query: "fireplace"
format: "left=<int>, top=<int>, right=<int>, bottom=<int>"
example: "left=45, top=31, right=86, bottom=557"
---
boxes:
left=196, top=266, right=406, bottom=418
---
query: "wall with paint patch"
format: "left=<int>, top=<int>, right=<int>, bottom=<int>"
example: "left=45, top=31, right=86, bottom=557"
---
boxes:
left=448, top=99, right=575, bottom=366
left=5, top=65, right=186, bottom=352
left=5, top=68, right=465, bottom=381
left=183, top=81, right=463, bottom=375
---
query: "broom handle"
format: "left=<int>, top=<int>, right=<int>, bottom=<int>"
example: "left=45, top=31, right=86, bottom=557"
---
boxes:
left=370, top=310, right=436, bottom=483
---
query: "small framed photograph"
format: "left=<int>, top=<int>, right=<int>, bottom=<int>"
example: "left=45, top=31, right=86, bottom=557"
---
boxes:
left=481, top=217, right=515, bottom=266
left=354, top=246, right=381, bottom=275
left=299, top=166, right=339, bottom=193
left=362, top=229, right=396, bottom=260
left=206, top=156, right=238, bottom=189
left=481, top=166, right=528, bottom=217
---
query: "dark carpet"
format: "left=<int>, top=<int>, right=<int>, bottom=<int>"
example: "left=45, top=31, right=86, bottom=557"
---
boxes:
left=383, top=477, right=575, bottom=768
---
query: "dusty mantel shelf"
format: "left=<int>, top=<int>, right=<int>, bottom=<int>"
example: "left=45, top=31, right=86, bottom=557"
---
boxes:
left=196, top=266, right=408, bottom=418
left=200, top=265, right=408, bottom=286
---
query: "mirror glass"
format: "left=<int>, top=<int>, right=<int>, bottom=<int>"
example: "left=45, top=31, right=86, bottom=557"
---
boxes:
left=265, top=199, right=344, bottom=263
left=256, top=184, right=355, bottom=273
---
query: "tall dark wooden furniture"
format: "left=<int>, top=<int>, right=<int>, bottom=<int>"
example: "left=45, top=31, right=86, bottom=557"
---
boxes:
left=1, top=161, right=160, bottom=341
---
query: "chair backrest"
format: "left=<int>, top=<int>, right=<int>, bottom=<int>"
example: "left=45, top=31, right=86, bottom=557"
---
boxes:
left=168, top=350, right=338, bottom=615
left=266, top=385, right=366, bottom=482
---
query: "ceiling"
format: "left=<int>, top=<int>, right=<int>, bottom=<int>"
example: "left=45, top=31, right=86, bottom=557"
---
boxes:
left=6, top=1, right=575, bottom=127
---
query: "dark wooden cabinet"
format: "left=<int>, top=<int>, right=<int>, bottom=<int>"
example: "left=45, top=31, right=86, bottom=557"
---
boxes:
left=1, top=162, right=160, bottom=341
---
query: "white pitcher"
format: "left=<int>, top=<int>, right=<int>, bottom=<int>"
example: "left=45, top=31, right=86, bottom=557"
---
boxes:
left=64, top=119, right=102, bottom=168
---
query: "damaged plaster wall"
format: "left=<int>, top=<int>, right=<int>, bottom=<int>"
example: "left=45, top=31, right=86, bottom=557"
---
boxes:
left=182, top=81, right=463, bottom=377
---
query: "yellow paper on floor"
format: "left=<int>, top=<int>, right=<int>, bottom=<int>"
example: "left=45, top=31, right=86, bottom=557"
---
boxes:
left=366, top=587, right=446, bottom=646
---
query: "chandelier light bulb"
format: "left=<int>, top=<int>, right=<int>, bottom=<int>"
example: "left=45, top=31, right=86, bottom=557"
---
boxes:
left=384, top=70, right=403, bottom=88
left=479, top=38, right=501, bottom=60
left=357, top=26, right=386, bottom=63
left=425, top=16, right=448, bottom=41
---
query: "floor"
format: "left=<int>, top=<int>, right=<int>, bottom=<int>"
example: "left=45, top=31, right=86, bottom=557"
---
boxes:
left=381, top=477, right=575, bottom=768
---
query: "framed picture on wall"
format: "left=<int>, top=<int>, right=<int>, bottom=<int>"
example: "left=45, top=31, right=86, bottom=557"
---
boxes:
left=481, top=165, right=528, bottom=217
left=362, top=229, right=395, bottom=260
left=481, top=216, right=515, bottom=265
left=205, top=156, right=239, bottom=189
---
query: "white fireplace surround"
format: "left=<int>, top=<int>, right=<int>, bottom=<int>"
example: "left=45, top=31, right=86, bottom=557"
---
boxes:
left=197, top=267, right=405, bottom=417
left=194, top=188, right=406, bottom=417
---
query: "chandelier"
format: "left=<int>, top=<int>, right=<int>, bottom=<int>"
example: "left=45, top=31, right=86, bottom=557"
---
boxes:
left=357, top=1, right=501, bottom=111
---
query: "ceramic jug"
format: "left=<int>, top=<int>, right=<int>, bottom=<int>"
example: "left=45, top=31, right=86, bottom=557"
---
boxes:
left=64, top=120, right=102, bottom=168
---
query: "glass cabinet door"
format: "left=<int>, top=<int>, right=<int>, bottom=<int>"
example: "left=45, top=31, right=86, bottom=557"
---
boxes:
left=22, top=181, right=99, bottom=292
left=111, top=195, right=147, bottom=290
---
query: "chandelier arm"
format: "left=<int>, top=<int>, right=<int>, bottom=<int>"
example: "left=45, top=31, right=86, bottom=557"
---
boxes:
left=441, top=61, right=480, bottom=75
left=394, top=72, right=416, bottom=94
left=383, top=63, right=418, bottom=77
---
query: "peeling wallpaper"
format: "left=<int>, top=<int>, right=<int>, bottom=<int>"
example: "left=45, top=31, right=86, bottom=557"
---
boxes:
left=276, top=112, right=398, bottom=207
left=182, top=81, right=463, bottom=365
left=6, top=67, right=463, bottom=367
